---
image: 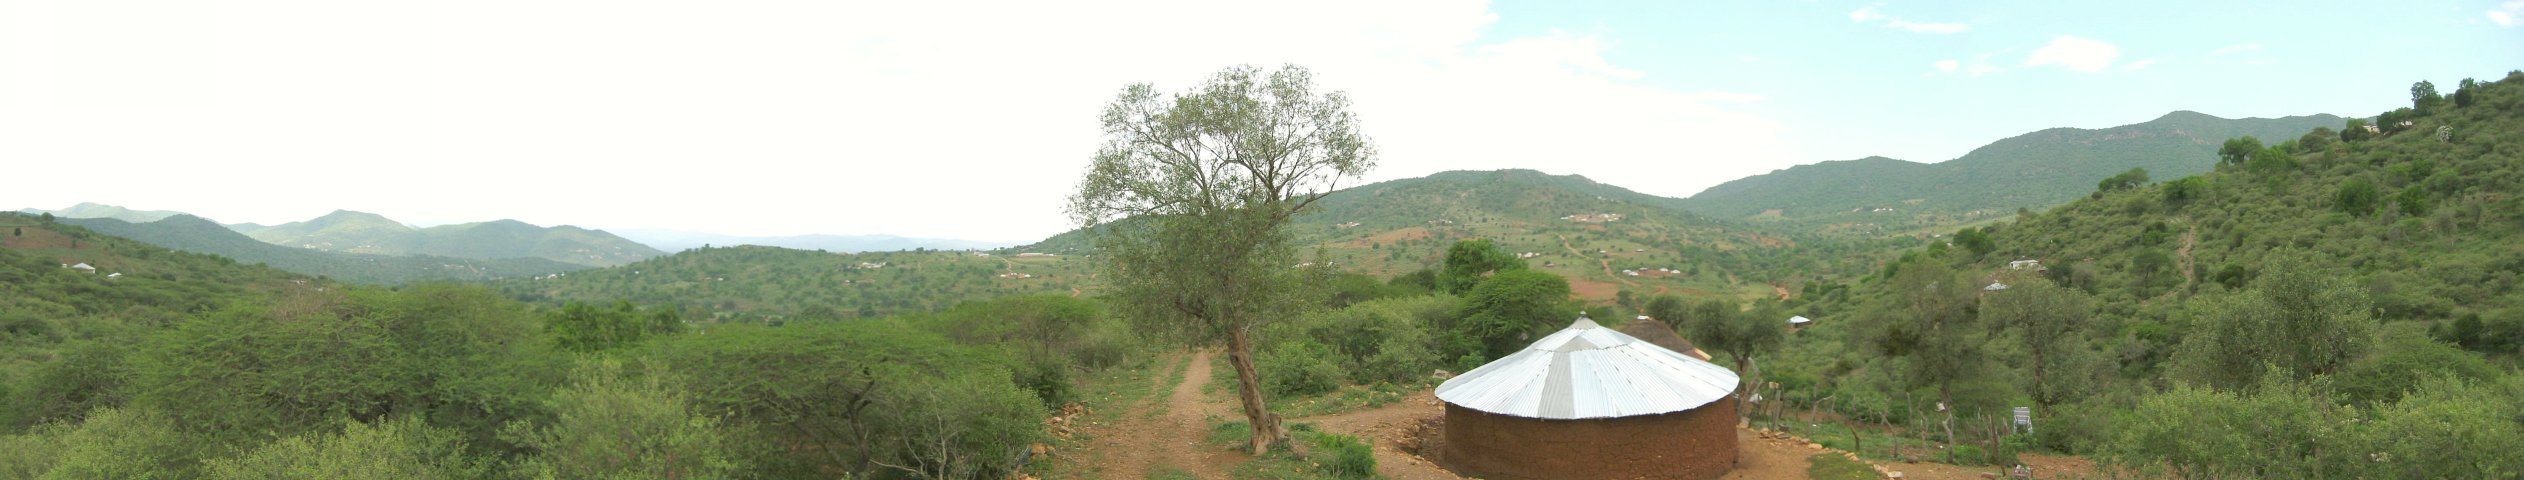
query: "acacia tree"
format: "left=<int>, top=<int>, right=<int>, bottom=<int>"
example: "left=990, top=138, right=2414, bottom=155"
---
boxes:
left=1067, top=65, right=1376, bottom=454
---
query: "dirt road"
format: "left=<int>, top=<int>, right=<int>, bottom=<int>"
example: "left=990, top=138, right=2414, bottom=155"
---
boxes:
left=1085, top=352, right=1240, bottom=479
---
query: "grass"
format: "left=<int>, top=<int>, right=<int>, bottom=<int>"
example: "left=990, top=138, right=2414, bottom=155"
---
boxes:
left=1274, top=382, right=1414, bottom=418
left=1808, top=453, right=1881, bottom=480
left=1206, top=420, right=1383, bottom=480
left=1146, top=467, right=1199, bottom=480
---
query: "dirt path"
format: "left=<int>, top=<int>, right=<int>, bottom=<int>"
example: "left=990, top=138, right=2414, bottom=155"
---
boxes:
left=1087, top=351, right=1240, bottom=479
left=2176, top=221, right=2198, bottom=285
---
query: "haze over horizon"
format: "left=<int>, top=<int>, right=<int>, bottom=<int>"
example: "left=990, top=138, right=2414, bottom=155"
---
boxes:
left=6, top=0, right=2516, bottom=242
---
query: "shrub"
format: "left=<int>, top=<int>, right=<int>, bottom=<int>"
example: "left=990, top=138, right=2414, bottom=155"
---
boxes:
left=1260, top=339, right=1347, bottom=397
left=1310, top=432, right=1377, bottom=479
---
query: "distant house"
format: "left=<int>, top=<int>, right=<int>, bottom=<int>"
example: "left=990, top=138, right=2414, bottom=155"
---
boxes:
left=1516, top=252, right=1542, bottom=259
left=1788, top=315, right=1812, bottom=326
left=1016, top=252, right=1054, bottom=258
left=106, top=272, right=122, bottom=279
left=69, top=263, right=95, bottom=273
left=2008, top=259, right=2043, bottom=271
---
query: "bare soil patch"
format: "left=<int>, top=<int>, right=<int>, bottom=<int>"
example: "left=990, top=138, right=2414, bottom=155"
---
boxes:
left=1570, top=278, right=1623, bottom=301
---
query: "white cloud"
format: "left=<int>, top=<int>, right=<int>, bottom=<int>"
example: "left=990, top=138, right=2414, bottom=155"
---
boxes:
left=0, top=0, right=1797, bottom=241
left=2025, top=35, right=2121, bottom=73
left=1848, top=6, right=1968, bottom=34
left=2491, top=0, right=2524, bottom=26
left=1886, top=19, right=1970, bottom=34
left=1849, top=6, right=1884, bottom=22
left=2124, top=58, right=2160, bottom=70
left=2209, top=43, right=2263, bottom=56
left=1934, top=59, right=1961, bottom=72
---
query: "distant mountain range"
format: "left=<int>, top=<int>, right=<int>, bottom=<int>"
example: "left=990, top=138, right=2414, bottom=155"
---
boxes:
left=231, top=210, right=660, bottom=267
left=59, top=214, right=587, bottom=284
left=608, top=229, right=1019, bottom=253
left=1679, top=110, right=2345, bottom=225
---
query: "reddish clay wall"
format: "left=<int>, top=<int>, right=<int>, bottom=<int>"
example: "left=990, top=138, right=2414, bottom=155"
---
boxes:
left=1440, top=399, right=1737, bottom=480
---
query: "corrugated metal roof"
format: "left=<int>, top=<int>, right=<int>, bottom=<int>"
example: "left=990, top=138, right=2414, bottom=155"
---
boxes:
left=1435, top=314, right=1741, bottom=420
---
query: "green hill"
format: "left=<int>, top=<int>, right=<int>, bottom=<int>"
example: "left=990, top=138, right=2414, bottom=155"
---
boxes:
left=244, top=211, right=661, bottom=267
left=63, top=215, right=589, bottom=284
left=1754, top=73, right=2524, bottom=476
left=1682, top=111, right=2344, bottom=228
left=0, top=212, right=313, bottom=324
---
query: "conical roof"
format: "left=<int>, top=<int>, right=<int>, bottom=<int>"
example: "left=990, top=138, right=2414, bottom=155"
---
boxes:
left=1435, top=314, right=1740, bottom=420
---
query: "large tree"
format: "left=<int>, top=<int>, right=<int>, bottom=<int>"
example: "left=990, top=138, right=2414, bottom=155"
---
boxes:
left=1980, top=277, right=2095, bottom=407
left=1067, top=64, right=1376, bottom=454
left=1438, top=239, right=1525, bottom=295
left=1870, top=259, right=1986, bottom=458
left=1685, top=299, right=1784, bottom=419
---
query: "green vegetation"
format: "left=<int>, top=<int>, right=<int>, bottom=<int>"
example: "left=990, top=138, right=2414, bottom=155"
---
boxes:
left=0, top=212, right=1142, bottom=479
left=1805, top=453, right=1877, bottom=480
left=1205, top=421, right=1381, bottom=480
left=1748, top=72, right=2524, bottom=474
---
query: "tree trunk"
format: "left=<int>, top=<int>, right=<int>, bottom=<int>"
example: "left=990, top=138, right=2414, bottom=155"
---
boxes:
left=1940, top=384, right=1956, bottom=464
left=1227, top=327, right=1292, bottom=455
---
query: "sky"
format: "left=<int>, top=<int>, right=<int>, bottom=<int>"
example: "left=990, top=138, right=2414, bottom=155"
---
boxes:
left=4, top=0, right=2518, bottom=243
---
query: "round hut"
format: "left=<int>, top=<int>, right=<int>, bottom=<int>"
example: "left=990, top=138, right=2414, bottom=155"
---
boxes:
left=1434, top=314, right=1741, bottom=480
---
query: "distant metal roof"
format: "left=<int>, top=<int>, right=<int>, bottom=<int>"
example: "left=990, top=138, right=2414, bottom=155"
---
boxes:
left=1435, top=314, right=1741, bottom=420
left=1788, top=316, right=1813, bottom=324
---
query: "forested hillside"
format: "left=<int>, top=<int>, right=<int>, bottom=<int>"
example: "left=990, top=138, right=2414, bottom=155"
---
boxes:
left=63, top=215, right=588, bottom=285
left=1683, top=111, right=2341, bottom=229
left=243, top=210, right=661, bottom=267
left=1031, top=169, right=1906, bottom=304
left=1744, top=72, right=2524, bottom=477
left=493, top=245, right=1098, bottom=321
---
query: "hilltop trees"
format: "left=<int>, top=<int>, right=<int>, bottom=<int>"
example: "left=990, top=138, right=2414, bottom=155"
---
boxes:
left=1067, top=64, right=1377, bottom=454
left=2217, top=136, right=2263, bottom=165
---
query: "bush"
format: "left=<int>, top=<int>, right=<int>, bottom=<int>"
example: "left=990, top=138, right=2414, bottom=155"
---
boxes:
left=1259, top=339, right=1347, bottom=397
left=1949, top=444, right=1988, bottom=466
left=207, top=416, right=491, bottom=479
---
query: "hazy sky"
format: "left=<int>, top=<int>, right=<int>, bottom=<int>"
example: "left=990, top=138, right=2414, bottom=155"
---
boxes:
left=5, top=1, right=2517, bottom=242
